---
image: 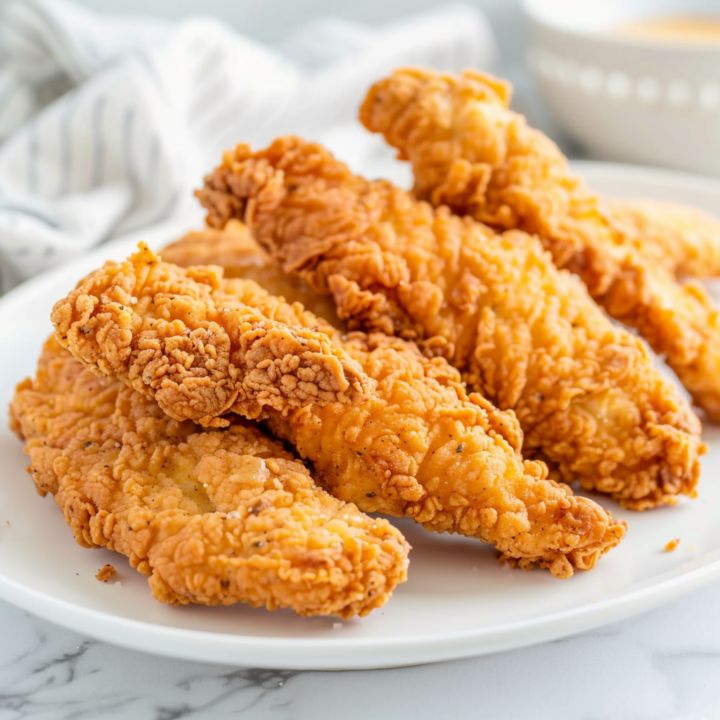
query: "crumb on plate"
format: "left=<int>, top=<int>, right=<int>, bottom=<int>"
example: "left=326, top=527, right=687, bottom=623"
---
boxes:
left=96, top=563, right=118, bottom=583
left=664, top=538, right=680, bottom=553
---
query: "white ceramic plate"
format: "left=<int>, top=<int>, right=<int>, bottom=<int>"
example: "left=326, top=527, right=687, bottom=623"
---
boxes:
left=2, top=163, right=720, bottom=671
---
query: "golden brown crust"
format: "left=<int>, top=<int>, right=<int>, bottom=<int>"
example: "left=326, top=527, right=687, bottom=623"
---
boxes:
left=121, top=263, right=625, bottom=576
left=197, top=136, right=704, bottom=510
left=606, top=198, right=720, bottom=278
left=51, top=243, right=368, bottom=427
left=359, top=68, right=720, bottom=421
left=161, top=221, right=342, bottom=323
left=10, top=338, right=409, bottom=617
left=265, top=331, right=626, bottom=579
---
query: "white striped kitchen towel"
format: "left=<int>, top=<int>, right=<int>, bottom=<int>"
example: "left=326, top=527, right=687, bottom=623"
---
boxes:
left=0, top=0, right=496, bottom=292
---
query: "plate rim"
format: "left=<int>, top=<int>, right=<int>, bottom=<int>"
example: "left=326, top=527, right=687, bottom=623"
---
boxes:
left=2, top=548, right=720, bottom=669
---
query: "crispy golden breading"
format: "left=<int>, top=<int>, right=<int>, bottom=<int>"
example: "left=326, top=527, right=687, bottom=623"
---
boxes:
left=606, top=198, right=720, bottom=278
left=10, top=338, right=409, bottom=617
left=197, top=136, right=704, bottom=509
left=75, top=252, right=624, bottom=576
left=161, top=220, right=342, bottom=323
left=265, top=331, right=625, bottom=579
left=359, top=68, right=720, bottom=420
left=51, top=244, right=367, bottom=427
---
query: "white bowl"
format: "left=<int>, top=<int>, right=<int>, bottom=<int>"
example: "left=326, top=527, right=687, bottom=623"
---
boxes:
left=523, top=0, right=720, bottom=175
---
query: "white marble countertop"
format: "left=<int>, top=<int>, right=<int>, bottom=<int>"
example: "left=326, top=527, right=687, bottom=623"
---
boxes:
left=2, top=583, right=720, bottom=720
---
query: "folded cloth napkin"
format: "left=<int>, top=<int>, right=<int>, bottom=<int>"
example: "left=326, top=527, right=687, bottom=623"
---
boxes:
left=0, top=0, right=495, bottom=293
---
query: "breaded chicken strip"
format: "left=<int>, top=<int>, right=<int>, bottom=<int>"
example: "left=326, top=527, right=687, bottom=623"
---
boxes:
left=359, top=68, right=720, bottom=420
left=10, top=338, right=409, bottom=617
left=161, top=231, right=626, bottom=570
left=266, top=331, right=625, bottom=578
left=51, top=244, right=367, bottom=427
left=197, top=137, right=704, bottom=510
left=607, top=198, right=720, bottom=278
left=50, top=256, right=625, bottom=576
left=225, top=274, right=625, bottom=576
left=161, top=220, right=341, bottom=323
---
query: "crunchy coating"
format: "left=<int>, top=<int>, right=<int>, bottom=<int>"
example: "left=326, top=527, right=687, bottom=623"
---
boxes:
left=197, top=136, right=704, bottom=510
left=10, top=338, right=409, bottom=617
left=606, top=198, right=720, bottom=278
left=51, top=244, right=367, bottom=427
left=161, top=220, right=342, bottom=323
left=266, top=331, right=626, bottom=579
left=359, top=67, right=720, bottom=420
left=105, top=256, right=624, bottom=577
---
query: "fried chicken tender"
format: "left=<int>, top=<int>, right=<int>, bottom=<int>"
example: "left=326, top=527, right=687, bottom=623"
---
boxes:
left=51, top=244, right=367, bottom=427
left=161, top=220, right=341, bottom=323
left=266, top=331, right=626, bottom=578
left=220, top=272, right=626, bottom=575
left=53, top=254, right=625, bottom=576
left=9, top=338, right=409, bottom=617
left=359, top=68, right=720, bottom=420
left=607, top=198, right=720, bottom=278
left=197, top=136, right=704, bottom=509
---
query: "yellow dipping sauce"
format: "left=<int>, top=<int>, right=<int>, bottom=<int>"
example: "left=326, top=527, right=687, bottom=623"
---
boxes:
left=613, top=15, right=720, bottom=43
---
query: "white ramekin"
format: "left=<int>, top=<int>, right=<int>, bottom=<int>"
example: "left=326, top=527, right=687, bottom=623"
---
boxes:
left=523, top=0, right=720, bottom=175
